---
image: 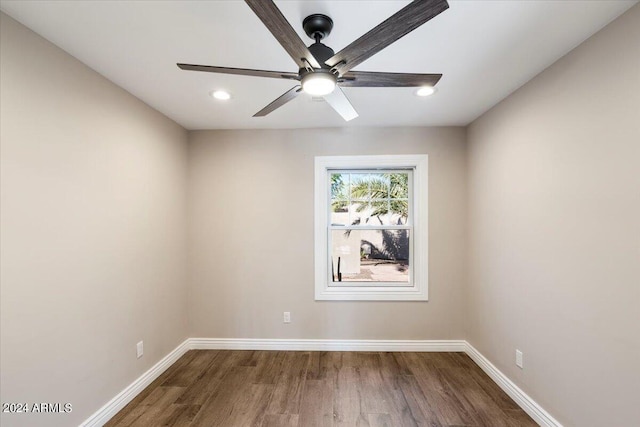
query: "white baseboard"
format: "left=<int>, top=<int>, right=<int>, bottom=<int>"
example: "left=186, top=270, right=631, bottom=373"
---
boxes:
left=81, top=338, right=561, bottom=427
left=80, top=339, right=190, bottom=427
left=189, top=338, right=466, bottom=352
left=465, top=342, right=562, bottom=427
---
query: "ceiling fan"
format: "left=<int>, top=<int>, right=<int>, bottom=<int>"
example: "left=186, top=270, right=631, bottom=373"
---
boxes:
left=177, top=0, right=449, bottom=121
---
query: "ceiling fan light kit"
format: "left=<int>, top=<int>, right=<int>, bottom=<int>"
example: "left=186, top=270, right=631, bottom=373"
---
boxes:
left=178, top=0, right=449, bottom=121
left=301, top=71, right=337, bottom=96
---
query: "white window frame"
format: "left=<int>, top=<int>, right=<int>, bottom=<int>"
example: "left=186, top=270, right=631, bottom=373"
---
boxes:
left=314, top=155, right=428, bottom=301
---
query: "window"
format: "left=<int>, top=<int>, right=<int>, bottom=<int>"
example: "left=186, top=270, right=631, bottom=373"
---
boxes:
left=315, top=155, right=428, bottom=300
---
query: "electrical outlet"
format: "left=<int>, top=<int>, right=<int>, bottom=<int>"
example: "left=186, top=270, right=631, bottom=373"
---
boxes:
left=515, top=349, right=523, bottom=369
left=136, top=341, right=144, bottom=359
left=283, top=312, right=291, bottom=323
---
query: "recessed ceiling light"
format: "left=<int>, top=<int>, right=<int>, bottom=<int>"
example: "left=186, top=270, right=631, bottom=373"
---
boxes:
left=416, top=86, right=436, bottom=97
left=211, top=90, right=231, bottom=100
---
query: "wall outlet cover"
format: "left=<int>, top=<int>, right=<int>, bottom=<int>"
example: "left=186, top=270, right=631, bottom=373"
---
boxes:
left=515, top=349, right=523, bottom=368
left=137, top=341, right=144, bottom=359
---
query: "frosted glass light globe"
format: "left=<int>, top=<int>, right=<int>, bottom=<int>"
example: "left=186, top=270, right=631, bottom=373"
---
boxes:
left=302, top=73, right=336, bottom=96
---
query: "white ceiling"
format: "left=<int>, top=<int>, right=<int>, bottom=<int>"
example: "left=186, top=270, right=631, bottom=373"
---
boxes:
left=1, top=0, right=636, bottom=130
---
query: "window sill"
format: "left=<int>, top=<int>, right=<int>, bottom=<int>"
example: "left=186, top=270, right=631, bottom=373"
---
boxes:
left=315, top=284, right=428, bottom=301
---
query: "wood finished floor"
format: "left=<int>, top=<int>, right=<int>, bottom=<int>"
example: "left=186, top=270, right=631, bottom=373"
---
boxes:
left=106, top=350, right=537, bottom=427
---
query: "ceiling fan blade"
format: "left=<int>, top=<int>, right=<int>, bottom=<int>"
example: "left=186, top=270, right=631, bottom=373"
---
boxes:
left=245, top=0, right=321, bottom=70
left=177, top=64, right=299, bottom=80
left=325, top=0, right=449, bottom=76
left=339, top=71, right=442, bottom=87
left=323, top=87, right=359, bottom=122
left=253, top=86, right=303, bottom=117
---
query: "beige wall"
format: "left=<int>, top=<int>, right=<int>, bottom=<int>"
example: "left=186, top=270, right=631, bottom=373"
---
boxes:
left=188, top=127, right=467, bottom=340
left=0, top=13, right=189, bottom=427
left=466, top=5, right=640, bottom=427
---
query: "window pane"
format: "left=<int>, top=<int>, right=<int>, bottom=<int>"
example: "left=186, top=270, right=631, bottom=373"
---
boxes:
left=330, top=229, right=410, bottom=284
left=330, top=173, right=349, bottom=225
left=330, top=173, right=349, bottom=201
left=376, top=208, right=409, bottom=226
left=349, top=173, right=389, bottom=199
left=388, top=173, right=409, bottom=198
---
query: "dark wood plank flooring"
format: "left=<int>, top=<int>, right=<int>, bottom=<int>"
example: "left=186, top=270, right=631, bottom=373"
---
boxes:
left=106, top=350, right=537, bottom=427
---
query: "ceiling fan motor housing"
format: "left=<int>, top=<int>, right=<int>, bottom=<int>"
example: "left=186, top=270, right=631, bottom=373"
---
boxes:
left=308, top=42, right=335, bottom=67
